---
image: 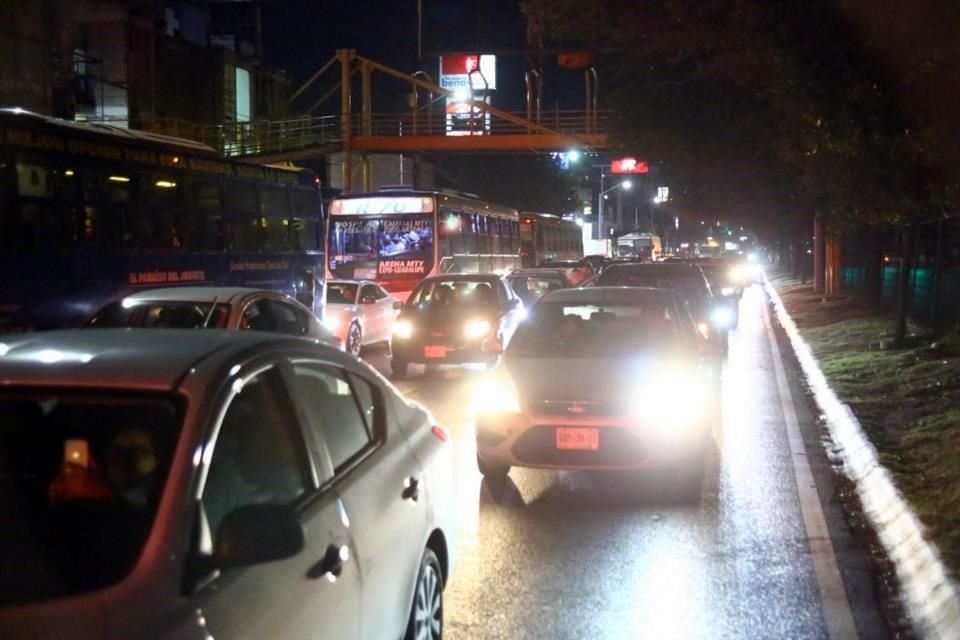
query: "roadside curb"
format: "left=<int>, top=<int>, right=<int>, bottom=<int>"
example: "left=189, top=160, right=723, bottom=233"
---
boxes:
left=765, top=279, right=960, bottom=640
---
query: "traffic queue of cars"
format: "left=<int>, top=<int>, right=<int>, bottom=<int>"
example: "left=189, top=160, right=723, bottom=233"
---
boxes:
left=0, top=251, right=756, bottom=638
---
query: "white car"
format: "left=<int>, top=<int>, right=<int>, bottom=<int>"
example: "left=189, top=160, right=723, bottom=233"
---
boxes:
left=86, top=286, right=340, bottom=348
left=325, top=280, right=402, bottom=356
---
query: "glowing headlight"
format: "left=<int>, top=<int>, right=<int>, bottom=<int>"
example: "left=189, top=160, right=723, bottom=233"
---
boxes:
left=697, top=322, right=710, bottom=339
left=721, top=286, right=735, bottom=297
left=472, top=371, right=521, bottom=415
left=631, top=368, right=707, bottom=428
left=710, top=306, right=734, bottom=328
left=322, top=316, right=340, bottom=333
left=728, top=266, right=744, bottom=282
left=392, top=319, right=414, bottom=339
left=464, top=318, right=491, bottom=339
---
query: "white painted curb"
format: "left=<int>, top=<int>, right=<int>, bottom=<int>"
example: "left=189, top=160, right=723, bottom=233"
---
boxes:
left=766, top=279, right=960, bottom=640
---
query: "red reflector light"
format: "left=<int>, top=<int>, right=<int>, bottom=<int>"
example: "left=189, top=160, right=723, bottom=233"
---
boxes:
left=431, top=425, right=450, bottom=443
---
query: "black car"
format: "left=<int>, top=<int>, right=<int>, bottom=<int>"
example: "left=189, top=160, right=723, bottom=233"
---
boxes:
left=593, top=262, right=729, bottom=355
left=390, top=274, right=527, bottom=378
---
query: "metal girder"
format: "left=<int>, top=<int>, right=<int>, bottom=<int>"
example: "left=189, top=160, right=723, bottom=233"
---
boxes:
left=349, top=133, right=608, bottom=153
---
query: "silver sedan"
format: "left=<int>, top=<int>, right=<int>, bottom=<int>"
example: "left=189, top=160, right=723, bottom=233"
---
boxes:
left=324, top=280, right=402, bottom=357
left=0, top=329, right=456, bottom=640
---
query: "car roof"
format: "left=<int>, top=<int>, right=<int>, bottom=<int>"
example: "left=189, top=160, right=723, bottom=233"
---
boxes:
left=508, top=269, right=569, bottom=277
left=538, top=286, right=679, bottom=305
left=117, top=287, right=285, bottom=304
left=0, top=329, right=325, bottom=392
left=603, top=262, right=704, bottom=274
left=417, top=273, right=504, bottom=285
left=328, top=279, right=374, bottom=286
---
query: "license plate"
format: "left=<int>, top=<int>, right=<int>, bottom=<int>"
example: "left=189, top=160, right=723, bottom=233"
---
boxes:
left=556, top=427, right=600, bottom=451
left=424, top=345, right=447, bottom=359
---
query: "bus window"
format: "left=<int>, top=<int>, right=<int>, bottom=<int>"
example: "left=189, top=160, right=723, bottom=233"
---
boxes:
left=224, top=180, right=258, bottom=215
left=289, top=188, right=319, bottom=250
left=260, top=186, right=291, bottom=251
left=187, top=177, right=222, bottom=251
left=461, top=213, right=477, bottom=252
left=141, top=174, right=181, bottom=249
left=234, top=216, right=260, bottom=252
left=490, top=218, right=502, bottom=255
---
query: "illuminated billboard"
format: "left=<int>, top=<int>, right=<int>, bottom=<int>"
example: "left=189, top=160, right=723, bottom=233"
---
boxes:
left=610, top=157, right=649, bottom=174
left=445, top=95, right=491, bottom=136
left=439, top=54, right=497, bottom=90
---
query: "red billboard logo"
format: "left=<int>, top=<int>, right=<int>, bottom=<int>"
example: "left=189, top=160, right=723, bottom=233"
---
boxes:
left=441, top=55, right=479, bottom=75
left=611, top=157, right=649, bottom=174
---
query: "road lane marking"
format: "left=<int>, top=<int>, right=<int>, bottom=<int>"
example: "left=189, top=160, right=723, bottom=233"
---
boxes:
left=762, top=295, right=859, bottom=640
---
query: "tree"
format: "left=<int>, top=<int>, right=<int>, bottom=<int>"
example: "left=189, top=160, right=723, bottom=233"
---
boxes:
left=522, top=0, right=950, bottom=343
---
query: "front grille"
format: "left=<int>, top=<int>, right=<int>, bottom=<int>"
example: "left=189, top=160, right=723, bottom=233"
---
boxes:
left=529, top=398, right=626, bottom=417
left=511, top=425, right=646, bottom=467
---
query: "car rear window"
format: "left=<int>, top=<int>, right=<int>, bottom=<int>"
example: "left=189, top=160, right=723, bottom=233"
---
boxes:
left=0, top=392, right=180, bottom=604
left=88, top=301, right=231, bottom=329
left=508, top=301, right=682, bottom=358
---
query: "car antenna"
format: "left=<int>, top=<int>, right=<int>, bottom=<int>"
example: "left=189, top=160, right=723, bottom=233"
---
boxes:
left=202, top=297, right=220, bottom=328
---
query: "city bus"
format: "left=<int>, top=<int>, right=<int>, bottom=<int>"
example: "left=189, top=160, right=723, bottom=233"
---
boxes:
left=327, top=188, right=520, bottom=297
left=615, top=232, right=662, bottom=261
left=519, top=211, right=584, bottom=268
left=0, top=108, right=326, bottom=333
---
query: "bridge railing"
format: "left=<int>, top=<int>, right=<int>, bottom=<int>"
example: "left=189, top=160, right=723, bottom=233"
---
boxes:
left=353, top=110, right=612, bottom=138
left=197, top=116, right=341, bottom=157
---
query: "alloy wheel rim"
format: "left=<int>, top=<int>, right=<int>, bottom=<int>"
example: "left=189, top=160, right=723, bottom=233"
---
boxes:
left=348, top=325, right=361, bottom=355
left=414, top=564, right=441, bottom=640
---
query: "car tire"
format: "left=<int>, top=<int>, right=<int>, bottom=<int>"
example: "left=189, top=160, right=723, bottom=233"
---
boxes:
left=346, top=322, right=362, bottom=357
left=391, top=357, right=409, bottom=379
left=404, top=548, right=443, bottom=640
left=477, top=453, right=510, bottom=479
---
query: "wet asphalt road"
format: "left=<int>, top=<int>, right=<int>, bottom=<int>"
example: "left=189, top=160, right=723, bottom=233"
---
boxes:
left=365, top=285, right=894, bottom=640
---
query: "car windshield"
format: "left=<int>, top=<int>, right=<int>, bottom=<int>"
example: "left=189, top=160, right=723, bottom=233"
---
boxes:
left=508, top=275, right=567, bottom=304
left=509, top=301, right=680, bottom=358
left=88, top=301, right=231, bottom=329
left=326, top=283, right=358, bottom=305
left=0, top=392, right=180, bottom=604
left=409, top=280, right=500, bottom=310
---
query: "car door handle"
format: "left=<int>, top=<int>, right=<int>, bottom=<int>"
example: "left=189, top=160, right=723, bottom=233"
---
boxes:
left=307, top=544, right=350, bottom=582
left=402, top=475, right=420, bottom=502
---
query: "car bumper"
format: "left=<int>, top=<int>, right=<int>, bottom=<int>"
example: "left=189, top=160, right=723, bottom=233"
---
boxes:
left=475, top=412, right=709, bottom=471
left=393, top=340, right=496, bottom=365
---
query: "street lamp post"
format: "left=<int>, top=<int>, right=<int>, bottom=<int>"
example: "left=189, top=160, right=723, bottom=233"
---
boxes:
left=598, top=176, right=632, bottom=239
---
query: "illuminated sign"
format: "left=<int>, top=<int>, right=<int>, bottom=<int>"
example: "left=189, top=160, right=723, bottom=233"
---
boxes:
left=610, top=157, right=649, bottom=174
left=445, top=95, right=491, bottom=136
left=331, top=197, right=434, bottom=215
left=438, top=54, right=497, bottom=90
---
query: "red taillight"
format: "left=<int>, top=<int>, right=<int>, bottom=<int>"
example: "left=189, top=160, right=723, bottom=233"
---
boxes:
left=431, top=425, right=450, bottom=443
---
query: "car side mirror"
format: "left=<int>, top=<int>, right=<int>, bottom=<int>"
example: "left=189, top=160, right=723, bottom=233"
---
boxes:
left=393, top=300, right=403, bottom=310
left=214, top=504, right=304, bottom=570
left=506, top=298, right=521, bottom=310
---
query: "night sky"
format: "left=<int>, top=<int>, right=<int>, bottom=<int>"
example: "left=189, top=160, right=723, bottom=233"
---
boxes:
left=216, top=0, right=581, bottom=113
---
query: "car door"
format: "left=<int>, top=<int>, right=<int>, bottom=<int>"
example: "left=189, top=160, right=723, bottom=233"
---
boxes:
left=287, top=360, right=428, bottom=639
left=356, top=284, right=378, bottom=343
left=496, top=280, right=524, bottom=345
left=267, top=298, right=311, bottom=336
left=190, top=366, right=361, bottom=640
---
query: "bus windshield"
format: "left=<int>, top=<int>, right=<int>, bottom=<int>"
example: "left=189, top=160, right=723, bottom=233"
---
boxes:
left=328, top=215, right=435, bottom=280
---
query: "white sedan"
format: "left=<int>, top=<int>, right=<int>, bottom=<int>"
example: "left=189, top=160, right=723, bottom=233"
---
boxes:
left=86, top=286, right=340, bottom=348
left=325, top=280, right=402, bottom=356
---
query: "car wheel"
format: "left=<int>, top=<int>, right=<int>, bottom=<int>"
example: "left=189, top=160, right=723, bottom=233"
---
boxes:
left=391, top=357, right=409, bottom=379
left=476, top=453, right=510, bottom=479
left=346, top=322, right=362, bottom=356
left=404, top=548, right=443, bottom=640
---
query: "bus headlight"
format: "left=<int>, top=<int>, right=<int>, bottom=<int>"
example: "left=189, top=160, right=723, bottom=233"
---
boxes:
left=464, top=318, right=491, bottom=339
left=393, top=320, right=414, bottom=339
